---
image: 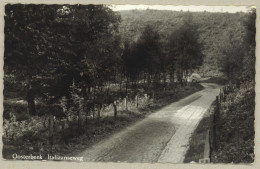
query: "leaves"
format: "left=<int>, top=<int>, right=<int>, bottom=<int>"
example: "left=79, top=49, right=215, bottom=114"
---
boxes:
left=213, top=83, right=255, bottom=163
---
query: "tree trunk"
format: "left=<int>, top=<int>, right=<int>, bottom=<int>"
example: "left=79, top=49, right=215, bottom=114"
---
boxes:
left=119, top=73, right=123, bottom=91
left=158, top=73, right=161, bottom=84
left=106, top=81, right=110, bottom=98
left=136, top=95, right=138, bottom=108
left=92, top=107, right=95, bottom=120
left=86, top=107, right=90, bottom=125
left=126, top=76, right=128, bottom=97
left=88, top=86, right=91, bottom=94
left=170, top=71, right=173, bottom=84
left=172, top=68, right=175, bottom=84
left=97, top=105, right=101, bottom=124
left=147, top=72, right=151, bottom=85
left=125, top=97, right=128, bottom=110
left=26, top=86, right=37, bottom=116
left=163, top=72, right=167, bottom=90
left=143, top=72, right=146, bottom=85
left=93, top=86, right=96, bottom=119
left=78, top=109, right=82, bottom=132
left=177, top=68, right=183, bottom=85
left=113, top=101, right=117, bottom=119
left=43, top=114, right=47, bottom=128
left=170, top=65, right=175, bottom=85
left=49, top=114, right=54, bottom=153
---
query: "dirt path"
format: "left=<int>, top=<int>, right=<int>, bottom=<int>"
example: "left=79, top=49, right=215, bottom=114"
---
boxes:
left=78, top=83, right=221, bottom=163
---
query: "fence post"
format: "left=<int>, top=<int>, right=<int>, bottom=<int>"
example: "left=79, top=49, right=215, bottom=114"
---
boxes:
left=136, top=95, right=138, bottom=108
left=113, top=101, right=117, bottom=119
left=219, top=89, right=222, bottom=103
left=236, top=128, right=241, bottom=146
left=209, top=128, right=212, bottom=161
left=215, top=96, right=219, bottom=150
left=199, top=130, right=211, bottom=163
left=125, top=96, right=128, bottom=110
left=49, top=114, right=54, bottom=153
left=204, top=130, right=210, bottom=158
left=216, top=96, right=219, bottom=115
left=210, top=110, right=216, bottom=162
left=209, top=96, right=221, bottom=162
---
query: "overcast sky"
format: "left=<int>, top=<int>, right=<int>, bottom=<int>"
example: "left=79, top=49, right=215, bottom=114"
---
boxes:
left=109, top=5, right=252, bottom=13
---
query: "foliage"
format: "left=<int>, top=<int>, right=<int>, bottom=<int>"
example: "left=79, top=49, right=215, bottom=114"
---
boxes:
left=218, top=9, right=255, bottom=83
left=122, top=25, right=162, bottom=81
left=218, top=27, right=245, bottom=80
left=168, top=13, right=203, bottom=79
left=241, top=9, right=256, bottom=82
left=5, top=4, right=121, bottom=115
left=212, top=82, right=255, bottom=163
left=119, top=10, right=249, bottom=76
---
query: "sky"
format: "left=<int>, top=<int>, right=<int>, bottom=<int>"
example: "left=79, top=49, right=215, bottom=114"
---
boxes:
left=109, top=5, right=253, bottom=13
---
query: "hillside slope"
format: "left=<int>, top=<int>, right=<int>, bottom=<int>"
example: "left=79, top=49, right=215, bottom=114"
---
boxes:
left=118, top=10, right=247, bottom=76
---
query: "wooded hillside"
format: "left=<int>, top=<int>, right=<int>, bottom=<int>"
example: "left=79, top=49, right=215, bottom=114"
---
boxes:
left=119, top=10, right=247, bottom=76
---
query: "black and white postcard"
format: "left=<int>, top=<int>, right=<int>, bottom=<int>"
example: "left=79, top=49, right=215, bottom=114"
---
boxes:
left=0, top=0, right=258, bottom=169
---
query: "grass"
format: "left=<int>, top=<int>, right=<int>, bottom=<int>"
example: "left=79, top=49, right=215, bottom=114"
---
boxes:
left=211, top=83, right=255, bottom=163
left=183, top=101, right=216, bottom=163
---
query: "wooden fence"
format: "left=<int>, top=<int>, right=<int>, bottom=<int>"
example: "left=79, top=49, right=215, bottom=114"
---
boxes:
left=207, top=84, right=235, bottom=162
left=199, top=82, right=253, bottom=163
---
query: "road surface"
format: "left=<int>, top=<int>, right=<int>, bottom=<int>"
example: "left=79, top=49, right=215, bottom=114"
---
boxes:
left=78, top=83, right=220, bottom=163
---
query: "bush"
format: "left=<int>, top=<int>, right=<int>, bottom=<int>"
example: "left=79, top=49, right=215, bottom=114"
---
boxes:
left=4, top=102, right=28, bottom=121
left=212, top=82, right=255, bottom=163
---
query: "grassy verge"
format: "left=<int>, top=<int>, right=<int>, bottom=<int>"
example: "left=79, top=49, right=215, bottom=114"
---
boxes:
left=183, top=101, right=215, bottom=163
left=211, top=82, right=255, bottom=163
left=3, top=83, right=204, bottom=159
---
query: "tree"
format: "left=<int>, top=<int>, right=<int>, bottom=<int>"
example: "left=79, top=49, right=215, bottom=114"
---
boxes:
left=131, top=25, right=162, bottom=85
left=218, top=28, right=245, bottom=81
left=218, top=10, right=255, bottom=83
left=241, top=9, right=256, bottom=82
left=168, top=14, right=203, bottom=84
left=58, top=5, right=121, bottom=124
left=4, top=4, right=122, bottom=120
left=5, top=4, right=61, bottom=115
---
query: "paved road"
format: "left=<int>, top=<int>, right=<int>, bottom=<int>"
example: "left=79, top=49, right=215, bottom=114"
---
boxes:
left=78, top=83, right=221, bottom=163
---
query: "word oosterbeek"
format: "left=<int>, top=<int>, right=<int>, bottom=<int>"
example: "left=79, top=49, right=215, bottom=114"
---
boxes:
left=12, top=153, right=83, bottom=162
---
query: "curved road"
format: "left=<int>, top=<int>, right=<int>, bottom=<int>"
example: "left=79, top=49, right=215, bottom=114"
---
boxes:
left=78, top=83, right=221, bottom=163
